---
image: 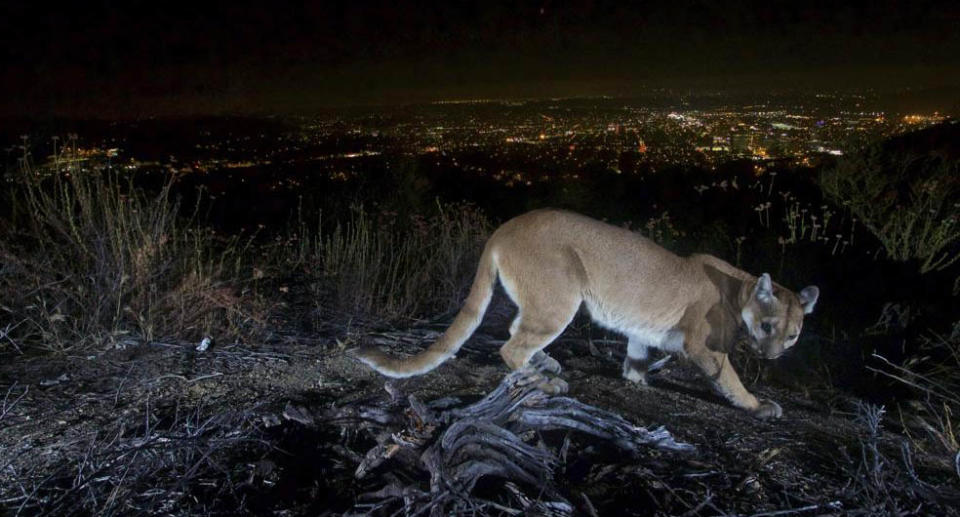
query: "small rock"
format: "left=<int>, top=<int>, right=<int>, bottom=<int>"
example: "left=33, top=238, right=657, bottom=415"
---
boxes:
left=261, top=414, right=282, bottom=428
left=40, top=373, right=70, bottom=387
left=196, top=337, right=212, bottom=352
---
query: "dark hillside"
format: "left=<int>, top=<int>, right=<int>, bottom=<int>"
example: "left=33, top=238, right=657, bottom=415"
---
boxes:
left=1, top=121, right=958, bottom=515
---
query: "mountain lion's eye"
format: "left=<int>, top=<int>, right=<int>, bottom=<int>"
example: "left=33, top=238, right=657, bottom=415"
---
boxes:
left=760, top=322, right=772, bottom=334
left=788, top=334, right=798, bottom=340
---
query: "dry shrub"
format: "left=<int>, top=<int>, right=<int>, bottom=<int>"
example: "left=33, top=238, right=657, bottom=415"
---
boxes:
left=0, top=164, right=267, bottom=354
left=295, top=202, right=491, bottom=323
left=870, top=325, right=960, bottom=462
left=839, top=402, right=960, bottom=514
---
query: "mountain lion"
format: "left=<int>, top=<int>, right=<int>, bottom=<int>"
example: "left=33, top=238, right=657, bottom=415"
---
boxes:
left=355, top=209, right=819, bottom=419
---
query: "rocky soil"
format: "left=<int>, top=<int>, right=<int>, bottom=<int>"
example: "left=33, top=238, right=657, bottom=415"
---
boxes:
left=2, top=296, right=958, bottom=516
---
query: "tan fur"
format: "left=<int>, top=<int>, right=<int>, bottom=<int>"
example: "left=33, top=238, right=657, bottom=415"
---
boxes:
left=355, top=209, right=819, bottom=419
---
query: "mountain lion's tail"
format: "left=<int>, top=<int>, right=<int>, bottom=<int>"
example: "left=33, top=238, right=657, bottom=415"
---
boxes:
left=353, top=245, right=498, bottom=378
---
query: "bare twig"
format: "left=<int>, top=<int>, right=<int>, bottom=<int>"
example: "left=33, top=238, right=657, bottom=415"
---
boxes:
left=748, top=501, right=842, bottom=516
left=143, top=372, right=223, bottom=386
left=1, top=320, right=25, bottom=354
left=678, top=493, right=715, bottom=517
left=1, top=382, right=27, bottom=422
left=580, top=491, right=599, bottom=517
left=113, top=365, right=134, bottom=409
left=869, top=354, right=960, bottom=406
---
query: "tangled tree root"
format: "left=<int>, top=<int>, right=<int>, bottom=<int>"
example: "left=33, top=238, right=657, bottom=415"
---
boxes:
left=285, top=359, right=693, bottom=516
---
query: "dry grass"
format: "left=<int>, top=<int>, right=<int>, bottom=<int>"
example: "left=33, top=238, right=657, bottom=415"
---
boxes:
left=288, top=202, right=492, bottom=323
left=0, top=146, right=490, bottom=355
left=838, top=401, right=960, bottom=515
left=870, top=326, right=960, bottom=464
left=0, top=161, right=269, bottom=355
left=0, top=402, right=268, bottom=516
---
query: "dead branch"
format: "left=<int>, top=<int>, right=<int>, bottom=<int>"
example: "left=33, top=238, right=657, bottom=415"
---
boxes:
left=308, top=361, right=694, bottom=515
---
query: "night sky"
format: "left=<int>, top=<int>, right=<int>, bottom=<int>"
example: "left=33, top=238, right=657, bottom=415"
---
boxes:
left=3, top=1, right=959, bottom=118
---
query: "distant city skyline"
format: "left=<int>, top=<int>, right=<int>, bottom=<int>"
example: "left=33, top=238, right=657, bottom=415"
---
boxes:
left=16, top=95, right=946, bottom=170
left=2, top=1, right=959, bottom=118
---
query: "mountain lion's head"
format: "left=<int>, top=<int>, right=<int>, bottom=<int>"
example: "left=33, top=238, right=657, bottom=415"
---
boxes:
left=741, top=273, right=819, bottom=360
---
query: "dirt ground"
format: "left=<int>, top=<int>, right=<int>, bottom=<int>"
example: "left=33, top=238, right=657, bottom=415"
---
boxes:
left=2, top=295, right=958, bottom=516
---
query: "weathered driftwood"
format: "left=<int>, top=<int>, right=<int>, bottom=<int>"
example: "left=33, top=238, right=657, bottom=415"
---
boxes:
left=291, top=355, right=694, bottom=516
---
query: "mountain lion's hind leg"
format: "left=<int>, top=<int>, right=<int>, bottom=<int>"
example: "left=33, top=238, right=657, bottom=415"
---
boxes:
left=499, top=322, right=570, bottom=394
left=499, top=296, right=578, bottom=386
left=507, top=315, right=562, bottom=373
left=499, top=312, right=573, bottom=371
left=623, top=336, right=654, bottom=385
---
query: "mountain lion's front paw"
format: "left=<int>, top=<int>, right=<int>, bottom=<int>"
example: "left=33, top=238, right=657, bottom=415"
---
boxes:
left=622, top=367, right=648, bottom=385
left=752, top=399, right=783, bottom=420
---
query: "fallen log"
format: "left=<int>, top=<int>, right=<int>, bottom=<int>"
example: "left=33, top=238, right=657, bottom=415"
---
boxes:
left=287, top=356, right=694, bottom=515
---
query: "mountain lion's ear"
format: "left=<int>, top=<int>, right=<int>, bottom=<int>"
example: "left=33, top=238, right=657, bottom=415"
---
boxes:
left=754, top=273, right=775, bottom=303
left=799, top=286, right=819, bottom=314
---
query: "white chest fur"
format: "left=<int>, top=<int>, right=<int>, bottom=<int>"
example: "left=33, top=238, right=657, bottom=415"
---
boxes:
left=584, top=299, right=687, bottom=355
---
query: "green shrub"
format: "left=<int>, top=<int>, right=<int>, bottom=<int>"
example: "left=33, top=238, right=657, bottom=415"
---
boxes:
left=820, top=146, right=959, bottom=274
